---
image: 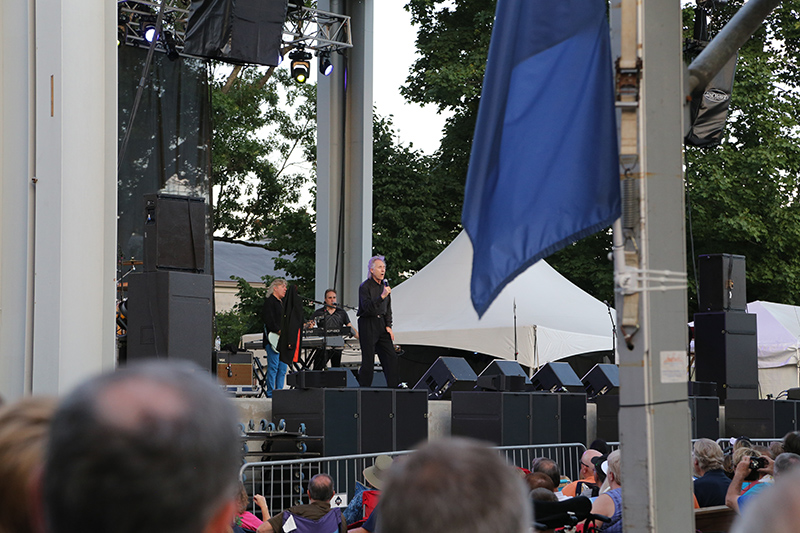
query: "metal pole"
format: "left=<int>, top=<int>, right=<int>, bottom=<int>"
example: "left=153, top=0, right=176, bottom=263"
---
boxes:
left=687, top=0, right=782, bottom=96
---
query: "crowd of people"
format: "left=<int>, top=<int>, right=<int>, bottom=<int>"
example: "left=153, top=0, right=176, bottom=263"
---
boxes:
left=4, top=360, right=800, bottom=533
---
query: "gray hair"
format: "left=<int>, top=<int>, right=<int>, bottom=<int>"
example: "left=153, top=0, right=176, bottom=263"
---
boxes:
left=381, top=438, right=531, bottom=533
left=775, top=453, right=800, bottom=478
left=694, top=438, right=724, bottom=472
left=267, top=278, right=287, bottom=297
left=43, top=361, right=241, bottom=533
left=367, top=255, right=386, bottom=272
left=607, top=450, right=622, bottom=485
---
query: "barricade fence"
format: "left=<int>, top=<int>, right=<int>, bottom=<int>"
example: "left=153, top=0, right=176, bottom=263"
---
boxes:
left=240, top=443, right=588, bottom=517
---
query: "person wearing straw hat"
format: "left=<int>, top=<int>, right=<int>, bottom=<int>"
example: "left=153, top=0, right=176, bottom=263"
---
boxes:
left=346, top=455, right=394, bottom=533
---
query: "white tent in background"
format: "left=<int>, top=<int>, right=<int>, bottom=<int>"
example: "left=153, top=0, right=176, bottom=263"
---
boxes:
left=391, top=231, right=615, bottom=369
left=747, top=301, right=800, bottom=398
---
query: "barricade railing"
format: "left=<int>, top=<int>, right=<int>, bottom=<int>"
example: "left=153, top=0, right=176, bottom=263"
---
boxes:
left=716, top=437, right=782, bottom=453
left=239, top=443, right=588, bottom=516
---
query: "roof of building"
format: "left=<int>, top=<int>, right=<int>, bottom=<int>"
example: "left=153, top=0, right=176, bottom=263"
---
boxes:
left=213, top=240, right=289, bottom=284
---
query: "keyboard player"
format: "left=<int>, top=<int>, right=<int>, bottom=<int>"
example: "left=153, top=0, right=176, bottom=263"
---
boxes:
left=311, top=289, right=359, bottom=369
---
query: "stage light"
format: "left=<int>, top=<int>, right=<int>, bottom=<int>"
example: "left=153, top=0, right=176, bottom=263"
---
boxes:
left=319, top=53, right=333, bottom=76
left=142, top=20, right=157, bottom=43
left=289, top=49, right=312, bottom=83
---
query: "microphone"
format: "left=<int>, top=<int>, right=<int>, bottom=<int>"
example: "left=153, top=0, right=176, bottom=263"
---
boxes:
left=383, top=279, right=389, bottom=287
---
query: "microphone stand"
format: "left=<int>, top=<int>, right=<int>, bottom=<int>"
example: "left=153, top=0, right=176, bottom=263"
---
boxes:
left=605, top=300, right=617, bottom=363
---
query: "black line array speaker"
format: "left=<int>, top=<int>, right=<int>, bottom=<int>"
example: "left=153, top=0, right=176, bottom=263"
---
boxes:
left=694, top=312, right=758, bottom=402
left=358, top=389, right=429, bottom=453
left=688, top=381, right=718, bottom=398
left=413, top=357, right=477, bottom=400
left=126, top=271, right=213, bottom=371
left=531, top=363, right=584, bottom=393
left=451, top=391, right=586, bottom=445
left=143, top=194, right=206, bottom=273
left=184, top=0, right=288, bottom=67
left=591, top=395, right=619, bottom=442
left=725, top=399, right=798, bottom=439
left=272, top=389, right=359, bottom=456
left=698, top=253, right=746, bottom=312
left=581, top=364, right=619, bottom=398
left=689, top=396, right=720, bottom=440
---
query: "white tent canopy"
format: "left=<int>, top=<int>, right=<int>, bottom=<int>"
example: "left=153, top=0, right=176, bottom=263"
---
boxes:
left=747, top=300, right=800, bottom=397
left=391, top=231, right=614, bottom=368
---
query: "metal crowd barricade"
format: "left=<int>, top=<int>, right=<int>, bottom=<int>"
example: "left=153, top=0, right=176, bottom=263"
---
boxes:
left=716, top=437, right=782, bottom=453
left=239, top=443, right=588, bottom=516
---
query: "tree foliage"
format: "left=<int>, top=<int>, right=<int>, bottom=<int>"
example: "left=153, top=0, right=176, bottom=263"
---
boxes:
left=683, top=0, right=800, bottom=312
left=372, top=113, right=461, bottom=282
left=211, top=66, right=316, bottom=240
left=402, top=0, right=800, bottom=310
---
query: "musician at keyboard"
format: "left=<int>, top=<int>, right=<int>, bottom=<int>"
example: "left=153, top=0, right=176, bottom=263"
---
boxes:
left=311, top=289, right=358, bottom=369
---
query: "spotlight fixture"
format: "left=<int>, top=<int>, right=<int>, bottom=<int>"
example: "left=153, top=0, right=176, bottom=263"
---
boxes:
left=289, top=49, right=312, bottom=83
left=141, top=18, right=157, bottom=43
left=318, top=52, right=333, bottom=76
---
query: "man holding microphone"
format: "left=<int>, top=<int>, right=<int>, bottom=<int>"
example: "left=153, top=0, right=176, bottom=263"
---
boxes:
left=357, top=255, right=398, bottom=387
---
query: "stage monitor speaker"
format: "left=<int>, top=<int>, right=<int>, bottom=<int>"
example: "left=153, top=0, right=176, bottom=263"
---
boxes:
left=531, top=363, right=584, bottom=393
left=143, top=194, right=206, bottom=272
left=184, top=0, right=288, bottom=67
left=217, top=351, right=253, bottom=386
left=477, top=360, right=531, bottom=391
left=413, top=357, right=477, bottom=400
left=581, top=364, right=619, bottom=398
left=286, top=369, right=348, bottom=389
left=272, top=388, right=359, bottom=456
left=694, top=312, right=758, bottom=403
left=689, top=396, right=720, bottom=440
left=592, top=395, right=619, bottom=442
left=725, top=399, right=798, bottom=439
left=698, top=254, right=746, bottom=312
left=126, top=271, right=213, bottom=371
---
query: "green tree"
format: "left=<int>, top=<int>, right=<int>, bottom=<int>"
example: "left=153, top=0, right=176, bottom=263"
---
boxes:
left=683, top=0, right=800, bottom=313
left=211, top=66, right=316, bottom=240
left=372, top=113, right=460, bottom=282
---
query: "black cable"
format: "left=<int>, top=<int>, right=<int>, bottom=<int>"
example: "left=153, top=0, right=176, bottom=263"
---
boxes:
left=686, top=180, right=700, bottom=306
left=332, top=51, right=349, bottom=291
left=619, top=398, right=689, bottom=409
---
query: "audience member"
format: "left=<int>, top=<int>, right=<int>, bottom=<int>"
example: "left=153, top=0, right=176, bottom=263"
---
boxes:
left=257, top=473, right=346, bottom=533
left=730, top=470, right=800, bottom=533
left=235, top=483, right=270, bottom=531
left=692, top=438, right=730, bottom=508
left=525, top=472, right=556, bottom=493
left=530, top=487, right=558, bottom=502
left=0, top=397, right=57, bottom=533
left=380, top=438, right=531, bottom=533
left=769, top=441, right=785, bottom=459
left=41, top=361, right=242, bottom=533
left=782, top=430, right=800, bottom=455
left=774, top=452, right=800, bottom=477
left=725, top=447, right=770, bottom=513
left=561, top=449, right=602, bottom=497
left=593, top=454, right=609, bottom=489
left=343, top=455, right=392, bottom=526
left=589, top=439, right=610, bottom=456
left=532, top=457, right=562, bottom=491
left=590, top=450, right=622, bottom=532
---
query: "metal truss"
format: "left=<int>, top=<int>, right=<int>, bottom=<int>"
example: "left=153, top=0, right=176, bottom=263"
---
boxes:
left=117, top=0, right=352, bottom=58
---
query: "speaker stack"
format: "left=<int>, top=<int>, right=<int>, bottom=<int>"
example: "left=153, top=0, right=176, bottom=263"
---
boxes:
left=726, top=399, right=799, bottom=439
left=694, top=254, right=758, bottom=404
left=272, top=388, right=428, bottom=456
left=581, top=364, right=621, bottom=442
left=127, top=194, right=213, bottom=371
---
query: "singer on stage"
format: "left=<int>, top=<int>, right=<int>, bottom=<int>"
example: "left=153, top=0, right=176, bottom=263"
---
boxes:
left=312, top=288, right=358, bottom=369
left=357, top=255, right=399, bottom=387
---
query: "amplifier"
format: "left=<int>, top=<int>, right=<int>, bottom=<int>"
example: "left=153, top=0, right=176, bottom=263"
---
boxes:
left=217, top=351, right=253, bottom=386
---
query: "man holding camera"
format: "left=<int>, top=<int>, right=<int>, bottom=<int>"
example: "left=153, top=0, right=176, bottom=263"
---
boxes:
left=725, top=447, right=772, bottom=513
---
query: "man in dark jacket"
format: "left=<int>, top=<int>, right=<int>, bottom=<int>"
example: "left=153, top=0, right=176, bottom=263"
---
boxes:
left=357, top=256, right=398, bottom=387
left=693, top=438, right=731, bottom=507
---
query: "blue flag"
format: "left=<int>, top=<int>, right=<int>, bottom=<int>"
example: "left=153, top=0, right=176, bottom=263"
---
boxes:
left=463, top=0, right=621, bottom=317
